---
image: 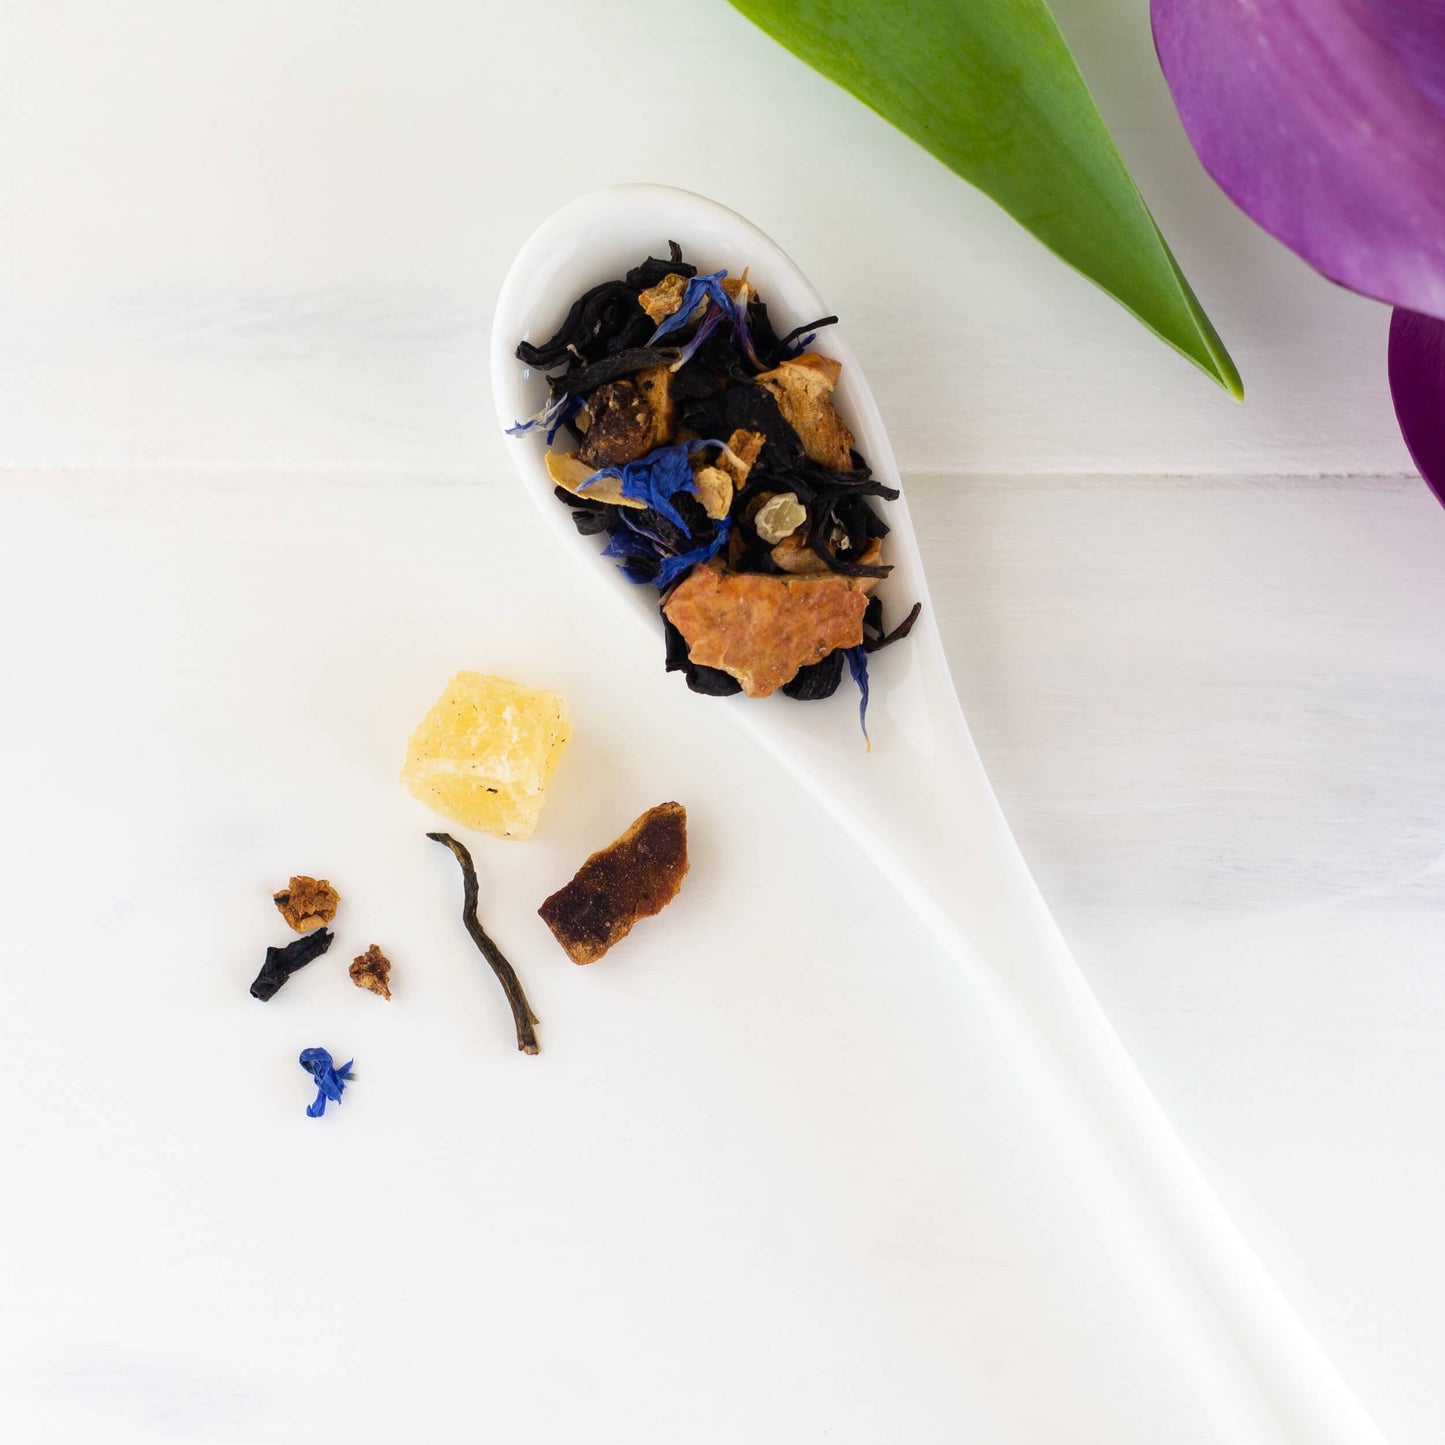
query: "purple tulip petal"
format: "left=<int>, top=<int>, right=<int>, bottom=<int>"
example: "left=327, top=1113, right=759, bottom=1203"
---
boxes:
left=1389, top=308, right=1445, bottom=507
left=1152, top=2, right=1445, bottom=317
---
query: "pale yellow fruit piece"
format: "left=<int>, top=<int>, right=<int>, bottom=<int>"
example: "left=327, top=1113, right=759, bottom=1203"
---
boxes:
left=402, top=671, right=571, bottom=839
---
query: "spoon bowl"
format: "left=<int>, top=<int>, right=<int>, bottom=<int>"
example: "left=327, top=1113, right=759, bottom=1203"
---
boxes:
left=492, top=183, right=1383, bottom=1445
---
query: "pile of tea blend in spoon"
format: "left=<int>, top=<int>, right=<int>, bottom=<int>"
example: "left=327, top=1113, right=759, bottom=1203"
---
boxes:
left=509, top=245, right=919, bottom=735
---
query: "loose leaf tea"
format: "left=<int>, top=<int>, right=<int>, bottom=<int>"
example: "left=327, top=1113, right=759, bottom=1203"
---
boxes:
left=299, top=1046, right=353, bottom=1118
left=250, top=928, right=334, bottom=1001
left=428, top=832, right=540, bottom=1055
left=511, top=247, right=917, bottom=736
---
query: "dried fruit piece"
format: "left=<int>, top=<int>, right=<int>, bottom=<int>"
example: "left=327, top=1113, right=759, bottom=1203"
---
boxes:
left=692, top=464, right=734, bottom=521
left=755, top=353, right=856, bottom=470
left=662, top=561, right=869, bottom=697
left=718, top=428, right=765, bottom=487
left=577, top=380, right=654, bottom=467
left=350, top=945, right=392, bottom=1001
left=402, top=671, right=571, bottom=839
left=770, top=534, right=830, bottom=575
left=538, top=802, right=689, bottom=964
left=546, top=448, right=644, bottom=509
left=574, top=365, right=674, bottom=469
left=273, top=876, right=339, bottom=934
left=638, top=271, right=689, bottom=324
left=753, top=491, right=806, bottom=543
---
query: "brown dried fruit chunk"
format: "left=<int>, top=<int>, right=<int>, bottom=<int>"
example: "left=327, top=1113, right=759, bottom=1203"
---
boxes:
left=577, top=380, right=655, bottom=468
left=274, top=876, right=339, bottom=934
left=538, top=802, right=689, bottom=964
left=662, top=561, right=869, bottom=697
left=638, top=272, right=688, bottom=324
left=576, top=366, right=676, bottom=469
left=350, top=944, right=393, bottom=1001
left=755, top=352, right=855, bottom=470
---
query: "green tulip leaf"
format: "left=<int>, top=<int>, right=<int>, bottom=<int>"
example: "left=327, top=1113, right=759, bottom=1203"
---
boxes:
left=728, top=0, right=1243, bottom=397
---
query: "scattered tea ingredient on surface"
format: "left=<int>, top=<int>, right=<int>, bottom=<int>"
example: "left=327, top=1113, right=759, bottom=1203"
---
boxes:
left=539, top=802, right=689, bottom=964
left=402, top=671, right=571, bottom=839
left=350, top=945, right=393, bottom=1001
left=428, top=832, right=540, bottom=1054
left=273, top=876, right=339, bottom=934
left=299, top=1046, right=353, bottom=1118
left=250, top=928, right=334, bottom=1001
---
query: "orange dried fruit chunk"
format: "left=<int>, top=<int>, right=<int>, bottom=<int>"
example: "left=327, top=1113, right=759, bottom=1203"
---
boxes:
left=755, top=352, right=855, bottom=470
left=273, top=876, right=339, bottom=934
left=402, top=671, right=571, bottom=839
left=662, top=561, right=869, bottom=697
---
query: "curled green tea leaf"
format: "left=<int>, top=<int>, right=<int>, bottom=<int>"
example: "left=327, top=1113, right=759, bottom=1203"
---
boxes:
left=727, top=0, right=1242, bottom=396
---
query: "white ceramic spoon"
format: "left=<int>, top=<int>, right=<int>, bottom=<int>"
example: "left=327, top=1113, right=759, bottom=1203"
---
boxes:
left=492, top=184, right=1385, bottom=1445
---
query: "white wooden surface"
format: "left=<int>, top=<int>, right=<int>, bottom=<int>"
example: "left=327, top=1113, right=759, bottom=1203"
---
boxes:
left=2, top=4, right=1441, bottom=1444
left=0, top=0, right=1412, bottom=477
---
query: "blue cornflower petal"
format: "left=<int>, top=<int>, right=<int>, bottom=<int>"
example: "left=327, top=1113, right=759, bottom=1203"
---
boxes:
left=581, top=440, right=733, bottom=589
left=299, top=1046, right=354, bottom=1118
left=649, top=271, right=737, bottom=343
left=601, top=529, right=657, bottom=563
left=730, top=288, right=764, bottom=371
left=670, top=305, right=726, bottom=370
left=581, top=440, right=724, bottom=533
left=654, top=519, right=731, bottom=589
left=507, top=391, right=581, bottom=443
left=844, top=646, right=871, bottom=749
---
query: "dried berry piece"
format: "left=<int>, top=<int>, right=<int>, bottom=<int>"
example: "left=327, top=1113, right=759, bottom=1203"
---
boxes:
left=577, top=380, right=659, bottom=468
left=350, top=945, right=393, bottom=1001
left=538, top=802, right=689, bottom=964
left=273, top=876, right=339, bottom=934
left=250, top=928, right=334, bottom=1001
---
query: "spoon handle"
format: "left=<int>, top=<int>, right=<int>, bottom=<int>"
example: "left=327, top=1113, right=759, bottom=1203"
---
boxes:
left=738, top=643, right=1385, bottom=1445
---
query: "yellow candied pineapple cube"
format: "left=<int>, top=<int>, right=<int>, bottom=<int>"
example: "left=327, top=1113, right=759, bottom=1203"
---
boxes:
left=401, top=671, right=571, bottom=839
